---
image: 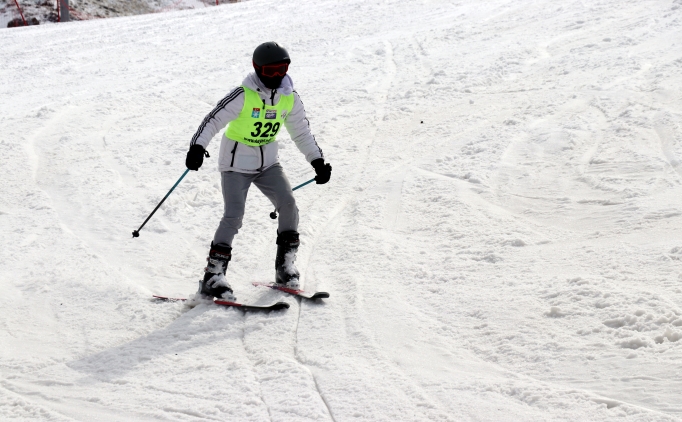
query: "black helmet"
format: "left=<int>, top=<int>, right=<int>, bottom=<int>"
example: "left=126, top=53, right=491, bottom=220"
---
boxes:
left=253, top=42, right=290, bottom=66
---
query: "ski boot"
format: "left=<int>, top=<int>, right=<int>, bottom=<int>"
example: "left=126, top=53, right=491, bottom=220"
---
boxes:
left=198, top=242, right=237, bottom=301
left=275, top=231, right=300, bottom=289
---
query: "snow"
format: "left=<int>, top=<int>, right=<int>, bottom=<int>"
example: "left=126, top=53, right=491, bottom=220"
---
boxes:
left=1, top=0, right=221, bottom=26
left=1, top=0, right=682, bottom=420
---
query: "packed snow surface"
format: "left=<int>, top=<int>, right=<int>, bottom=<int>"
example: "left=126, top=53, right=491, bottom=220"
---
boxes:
left=1, top=0, right=682, bottom=420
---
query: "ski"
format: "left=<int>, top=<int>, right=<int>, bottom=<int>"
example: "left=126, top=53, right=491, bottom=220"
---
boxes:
left=152, top=295, right=289, bottom=311
left=252, top=282, right=330, bottom=300
left=214, top=299, right=290, bottom=311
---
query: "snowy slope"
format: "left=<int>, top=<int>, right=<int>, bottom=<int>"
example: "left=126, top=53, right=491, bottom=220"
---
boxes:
left=1, top=0, right=219, bottom=26
left=1, top=0, right=682, bottom=420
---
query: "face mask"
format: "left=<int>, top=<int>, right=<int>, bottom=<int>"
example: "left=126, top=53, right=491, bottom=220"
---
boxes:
left=257, top=73, right=285, bottom=90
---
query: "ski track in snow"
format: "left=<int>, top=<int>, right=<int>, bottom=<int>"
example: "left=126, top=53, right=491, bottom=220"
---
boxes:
left=2, top=0, right=682, bottom=420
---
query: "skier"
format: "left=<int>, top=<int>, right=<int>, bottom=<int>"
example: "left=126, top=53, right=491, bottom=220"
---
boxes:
left=185, top=42, right=331, bottom=302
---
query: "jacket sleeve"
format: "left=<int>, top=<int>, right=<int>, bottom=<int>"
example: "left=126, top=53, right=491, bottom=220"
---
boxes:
left=284, top=91, right=324, bottom=163
left=189, top=87, right=245, bottom=149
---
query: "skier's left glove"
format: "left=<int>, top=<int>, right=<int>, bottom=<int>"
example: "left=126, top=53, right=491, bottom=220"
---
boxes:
left=186, top=144, right=209, bottom=171
left=311, top=158, right=332, bottom=184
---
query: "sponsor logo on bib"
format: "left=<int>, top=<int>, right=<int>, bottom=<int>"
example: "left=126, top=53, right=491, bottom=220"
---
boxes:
left=251, top=108, right=261, bottom=118
left=265, top=109, right=277, bottom=119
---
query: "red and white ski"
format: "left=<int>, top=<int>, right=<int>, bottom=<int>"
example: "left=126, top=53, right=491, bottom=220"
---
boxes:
left=252, top=282, right=330, bottom=300
left=152, top=295, right=289, bottom=311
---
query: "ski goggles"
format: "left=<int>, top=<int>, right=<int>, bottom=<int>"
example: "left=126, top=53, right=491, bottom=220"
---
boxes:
left=256, top=62, right=289, bottom=77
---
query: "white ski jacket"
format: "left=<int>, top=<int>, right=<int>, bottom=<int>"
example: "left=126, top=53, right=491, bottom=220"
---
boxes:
left=189, top=73, right=323, bottom=173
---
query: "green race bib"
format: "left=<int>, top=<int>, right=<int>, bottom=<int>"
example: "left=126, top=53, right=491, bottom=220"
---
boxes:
left=225, top=86, right=294, bottom=146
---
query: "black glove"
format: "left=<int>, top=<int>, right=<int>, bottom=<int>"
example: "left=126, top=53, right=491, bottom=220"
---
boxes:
left=186, top=144, right=209, bottom=171
left=311, top=158, right=332, bottom=184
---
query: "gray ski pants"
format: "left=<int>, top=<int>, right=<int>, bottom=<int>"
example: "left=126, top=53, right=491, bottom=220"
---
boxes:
left=213, top=163, right=298, bottom=247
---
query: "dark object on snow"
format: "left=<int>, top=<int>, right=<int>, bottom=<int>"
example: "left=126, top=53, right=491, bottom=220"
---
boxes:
left=7, top=17, right=38, bottom=27
left=58, top=0, right=69, bottom=22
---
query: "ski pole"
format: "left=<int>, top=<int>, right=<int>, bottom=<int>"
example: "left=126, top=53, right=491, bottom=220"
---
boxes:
left=132, top=169, right=190, bottom=238
left=269, top=177, right=316, bottom=219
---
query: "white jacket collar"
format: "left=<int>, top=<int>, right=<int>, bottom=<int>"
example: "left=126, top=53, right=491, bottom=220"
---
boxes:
left=243, top=72, right=294, bottom=95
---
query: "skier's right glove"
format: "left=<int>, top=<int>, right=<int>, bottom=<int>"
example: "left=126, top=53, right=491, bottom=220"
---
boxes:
left=186, top=144, right=209, bottom=171
left=311, top=158, right=332, bottom=184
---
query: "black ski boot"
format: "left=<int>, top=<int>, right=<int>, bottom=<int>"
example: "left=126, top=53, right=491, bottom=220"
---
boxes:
left=198, top=243, right=236, bottom=301
left=275, top=231, right=300, bottom=289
